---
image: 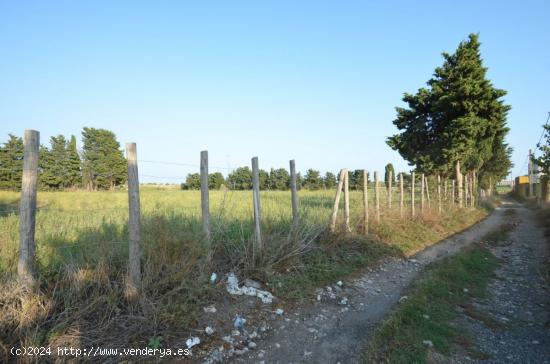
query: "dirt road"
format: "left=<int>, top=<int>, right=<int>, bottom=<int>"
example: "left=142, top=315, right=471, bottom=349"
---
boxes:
left=226, top=203, right=511, bottom=364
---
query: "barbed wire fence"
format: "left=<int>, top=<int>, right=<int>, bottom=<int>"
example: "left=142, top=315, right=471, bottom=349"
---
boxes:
left=3, top=129, right=478, bottom=294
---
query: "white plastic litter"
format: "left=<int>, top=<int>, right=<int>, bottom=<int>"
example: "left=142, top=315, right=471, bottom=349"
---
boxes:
left=205, top=326, right=214, bottom=336
left=275, top=308, right=284, bottom=315
left=226, top=272, right=274, bottom=304
left=336, top=280, right=343, bottom=287
left=186, top=337, right=200, bottom=349
left=210, top=272, right=218, bottom=283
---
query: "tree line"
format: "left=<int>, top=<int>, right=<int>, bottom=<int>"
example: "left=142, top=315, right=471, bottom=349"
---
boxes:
left=0, top=128, right=127, bottom=191
left=182, top=163, right=398, bottom=191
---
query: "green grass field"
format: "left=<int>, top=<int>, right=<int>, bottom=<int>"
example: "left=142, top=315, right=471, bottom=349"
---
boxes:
left=0, top=187, right=489, bottom=356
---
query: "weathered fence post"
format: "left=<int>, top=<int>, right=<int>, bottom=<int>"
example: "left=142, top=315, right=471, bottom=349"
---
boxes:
left=374, top=171, right=380, bottom=223
left=289, top=160, right=299, bottom=227
left=464, top=172, right=470, bottom=207
left=420, top=173, right=425, bottom=212
left=200, top=151, right=210, bottom=242
left=126, top=142, right=141, bottom=298
left=425, top=175, right=431, bottom=208
left=528, top=149, right=534, bottom=197
left=399, top=173, right=404, bottom=218
left=456, top=161, right=463, bottom=207
left=444, top=179, right=448, bottom=204
left=388, top=170, right=393, bottom=210
left=344, top=169, right=351, bottom=232
left=18, top=129, right=39, bottom=289
left=251, top=157, right=262, bottom=254
left=451, top=180, right=455, bottom=206
left=363, top=170, right=369, bottom=234
left=330, top=169, right=346, bottom=232
left=437, top=174, right=441, bottom=214
left=411, top=171, right=416, bottom=217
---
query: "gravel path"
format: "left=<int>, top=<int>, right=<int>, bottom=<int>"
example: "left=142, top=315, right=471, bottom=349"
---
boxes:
left=219, top=204, right=508, bottom=364
left=450, top=202, right=550, bottom=364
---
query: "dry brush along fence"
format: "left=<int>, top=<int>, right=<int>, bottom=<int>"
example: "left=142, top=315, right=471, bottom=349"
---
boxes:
left=13, top=129, right=481, bottom=297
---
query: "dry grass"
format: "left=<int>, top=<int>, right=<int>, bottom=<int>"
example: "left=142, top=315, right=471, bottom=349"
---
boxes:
left=0, top=189, right=488, bottom=362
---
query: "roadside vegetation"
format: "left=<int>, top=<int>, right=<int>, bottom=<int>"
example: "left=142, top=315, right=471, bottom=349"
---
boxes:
left=363, top=245, right=500, bottom=363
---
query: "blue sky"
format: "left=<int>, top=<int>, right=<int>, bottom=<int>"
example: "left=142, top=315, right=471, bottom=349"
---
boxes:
left=1, top=1, right=548, bottom=182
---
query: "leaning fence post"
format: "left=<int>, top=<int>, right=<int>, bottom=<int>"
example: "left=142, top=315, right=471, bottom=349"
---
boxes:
left=330, top=169, right=346, bottom=232
left=411, top=171, right=416, bottom=217
left=18, top=129, right=39, bottom=289
left=252, top=157, right=262, bottom=254
left=344, top=169, right=351, bottom=232
left=200, top=151, right=211, bottom=245
left=126, top=142, right=141, bottom=298
left=374, top=171, right=380, bottom=223
left=289, top=160, right=299, bottom=227
left=363, top=170, right=369, bottom=234
left=399, top=172, right=404, bottom=218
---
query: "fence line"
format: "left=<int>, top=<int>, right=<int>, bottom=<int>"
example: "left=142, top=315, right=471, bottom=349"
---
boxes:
left=7, top=128, right=483, bottom=296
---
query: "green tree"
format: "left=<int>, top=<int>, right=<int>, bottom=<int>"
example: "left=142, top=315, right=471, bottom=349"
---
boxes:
left=259, top=169, right=269, bottom=190
left=323, top=171, right=336, bottom=189
left=0, top=135, right=23, bottom=190
left=384, top=163, right=395, bottom=188
left=81, top=128, right=127, bottom=190
left=66, top=135, right=81, bottom=188
left=182, top=173, right=201, bottom=190
left=534, top=123, right=550, bottom=174
left=227, top=167, right=252, bottom=190
left=303, top=169, right=322, bottom=190
left=387, top=34, right=511, bottom=181
left=268, top=168, right=290, bottom=190
left=296, top=172, right=303, bottom=190
left=208, top=172, right=225, bottom=190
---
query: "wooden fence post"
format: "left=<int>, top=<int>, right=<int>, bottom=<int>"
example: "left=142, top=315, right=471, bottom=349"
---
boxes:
left=126, top=142, right=141, bottom=298
left=289, top=160, right=299, bottom=227
left=456, top=161, right=463, bottom=207
left=374, top=171, right=380, bottom=223
left=330, top=169, right=346, bottom=232
left=363, top=170, right=369, bottom=234
left=200, top=151, right=210, bottom=242
left=399, top=172, right=404, bottom=218
left=437, top=174, right=441, bottom=214
left=388, top=170, right=393, bottom=210
left=465, top=173, right=469, bottom=208
left=420, top=173, right=425, bottom=212
left=18, top=129, right=39, bottom=289
left=344, top=170, right=351, bottom=232
left=425, top=175, right=431, bottom=208
left=444, top=179, right=448, bottom=204
left=451, top=180, right=455, bottom=206
left=411, top=171, right=416, bottom=217
left=252, top=157, right=262, bottom=254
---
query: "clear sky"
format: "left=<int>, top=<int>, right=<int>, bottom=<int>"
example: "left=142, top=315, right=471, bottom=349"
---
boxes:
left=1, top=0, right=548, bottom=182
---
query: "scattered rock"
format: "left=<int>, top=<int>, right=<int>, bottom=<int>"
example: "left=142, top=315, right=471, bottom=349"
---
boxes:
left=422, top=340, right=434, bottom=347
left=210, top=272, right=218, bottom=283
left=205, top=326, right=215, bottom=336
left=244, top=278, right=262, bottom=289
left=248, top=341, right=257, bottom=349
left=339, top=297, right=348, bottom=305
left=336, top=280, right=343, bottom=287
left=234, top=314, right=246, bottom=329
left=275, top=308, right=284, bottom=315
left=203, top=305, right=217, bottom=313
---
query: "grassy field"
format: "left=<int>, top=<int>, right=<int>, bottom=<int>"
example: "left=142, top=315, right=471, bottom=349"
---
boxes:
left=0, top=187, right=489, bottom=358
left=363, top=245, right=500, bottom=363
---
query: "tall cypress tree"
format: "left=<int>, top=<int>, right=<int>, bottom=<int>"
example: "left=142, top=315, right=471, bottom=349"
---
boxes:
left=387, top=34, right=511, bottom=181
left=67, top=135, right=81, bottom=188
left=81, top=128, right=127, bottom=190
left=0, top=135, right=24, bottom=190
